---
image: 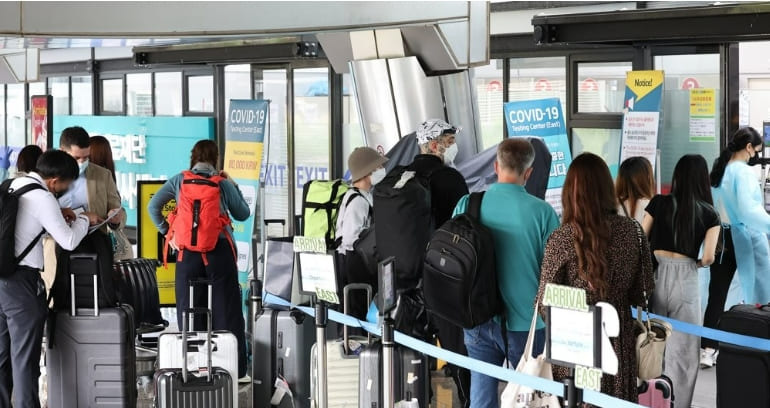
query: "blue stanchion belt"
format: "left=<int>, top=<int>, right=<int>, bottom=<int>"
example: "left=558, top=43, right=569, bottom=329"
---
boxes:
left=263, top=293, right=647, bottom=408
left=631, top=307, right=770, bottom=351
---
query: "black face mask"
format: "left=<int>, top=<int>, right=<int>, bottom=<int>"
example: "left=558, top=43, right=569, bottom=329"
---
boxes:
left=53, top=188, right=69, bottom=199
left=749, top=154, right=761, bottom=167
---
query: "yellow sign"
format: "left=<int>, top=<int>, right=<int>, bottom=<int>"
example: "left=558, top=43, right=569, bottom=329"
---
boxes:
left=138, top=181, right=177, bottom=306
left=625, top=70, right=664, bottom=103
left=690, top=88, right=716, bottom=116
left=224, top=140, right=264, bottom=180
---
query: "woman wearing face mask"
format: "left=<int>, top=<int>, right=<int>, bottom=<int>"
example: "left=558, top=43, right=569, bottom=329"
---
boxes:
left=702, top=127, right=769, bottom=365
left=336, top=147, right=387, bottom=322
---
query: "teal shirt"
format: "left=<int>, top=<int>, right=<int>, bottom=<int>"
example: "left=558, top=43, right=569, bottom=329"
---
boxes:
left=453, top=183, right=559, bottom=332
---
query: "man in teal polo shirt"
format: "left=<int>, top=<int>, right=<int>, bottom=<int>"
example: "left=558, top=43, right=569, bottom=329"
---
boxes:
left=452, top=138, right=559, bottom=408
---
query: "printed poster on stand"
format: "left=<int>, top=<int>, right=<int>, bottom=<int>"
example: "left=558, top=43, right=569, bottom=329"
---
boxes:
left=224, top=100, right=268, bottom=310
left=620, top=71, right=664, bottom=168
left=503, top=97, right=572, bottom=215
left=31, top=95, right=52, bottom=151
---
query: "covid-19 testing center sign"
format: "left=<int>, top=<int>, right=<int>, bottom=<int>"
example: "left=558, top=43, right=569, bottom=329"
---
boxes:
left=504, top=97, right=573, bottom=215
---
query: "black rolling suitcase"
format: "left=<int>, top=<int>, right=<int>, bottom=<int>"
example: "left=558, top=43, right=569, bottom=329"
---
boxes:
left=155, top=308, right=234, bottom=408
left=359, top=342, right=430, bottom=408
left=717, top=303, right=770, bottom=408
left=47, top=253, right=137, bottom=408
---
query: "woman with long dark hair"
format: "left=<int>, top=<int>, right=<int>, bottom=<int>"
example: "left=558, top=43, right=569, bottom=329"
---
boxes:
left=642, top=154, right=720, bottom=408
left=14, top=144, right=43, bottom=178
left=537, top=153, right=653, bottom=403
left=616, top=156, right=655, bottom=223
left=703, top=126, right=768, bottom=365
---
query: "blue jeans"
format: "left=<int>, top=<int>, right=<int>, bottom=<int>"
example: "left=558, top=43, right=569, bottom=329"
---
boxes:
left=464, top=319, right=545, bottom=408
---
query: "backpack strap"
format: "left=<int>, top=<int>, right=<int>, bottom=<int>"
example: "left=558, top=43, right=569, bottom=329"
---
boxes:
left=466, top=192, right=485, bottom=222
left=12, top=181, right=46, bottom=265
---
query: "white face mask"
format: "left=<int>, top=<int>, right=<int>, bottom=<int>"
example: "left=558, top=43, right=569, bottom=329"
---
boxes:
left=78, top=159, right=89, bottom=175
left=370, top=167, right=386, bottom=186
left=442, top=143, right=458, bottom=165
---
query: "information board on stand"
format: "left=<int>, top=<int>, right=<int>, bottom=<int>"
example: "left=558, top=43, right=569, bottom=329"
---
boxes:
left=137, top=180, right=176, bottom=306
left=504, top=98, right=573, bottom=215
left=620, top=71, right=664, bottom=169
left=294, top=236, right=339, bottom=304
left=542, top=284, right=620, bottom=393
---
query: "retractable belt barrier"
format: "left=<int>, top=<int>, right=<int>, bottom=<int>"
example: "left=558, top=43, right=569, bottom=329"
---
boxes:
left=632, top=308, right=770, bottom=351
left=263, top=293, right=646, bottom=408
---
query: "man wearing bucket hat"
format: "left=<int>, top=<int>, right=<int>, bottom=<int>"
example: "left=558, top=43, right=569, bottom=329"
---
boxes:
left=336, top=147, right=388, bottom=321
left=409, top=118, right=472, bottom=407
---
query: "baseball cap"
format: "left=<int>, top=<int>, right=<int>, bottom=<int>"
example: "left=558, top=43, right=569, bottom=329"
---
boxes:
left=415, top=119, right=461, bottom=145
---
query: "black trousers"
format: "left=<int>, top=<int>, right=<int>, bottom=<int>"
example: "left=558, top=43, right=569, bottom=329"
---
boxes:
left=433, top=315, right=471, bottom=408
left=702, top=228, right=737, bottom=350
left=175, top=239, right=247, bottom=378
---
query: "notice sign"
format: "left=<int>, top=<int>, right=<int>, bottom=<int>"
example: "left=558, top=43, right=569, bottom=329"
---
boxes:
left=297, top=252, right=339, bottom=304
left=620, top=70, right=664, bottom=168
left=504, top=98, right=573, bottom=214
left=225, top=99, right=268, bottom=309
left=689, top=88, right=716, bottom=142
left=31, top=95, right=52, bottom=151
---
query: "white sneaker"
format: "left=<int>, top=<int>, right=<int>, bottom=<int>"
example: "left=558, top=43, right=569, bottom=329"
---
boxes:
left=700, top=348, right=717, bottom=368
left=239, top=374, right=251, bottom=385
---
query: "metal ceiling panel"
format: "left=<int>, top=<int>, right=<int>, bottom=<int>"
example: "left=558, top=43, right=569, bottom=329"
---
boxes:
left=388, top=57, right=445, bottom=137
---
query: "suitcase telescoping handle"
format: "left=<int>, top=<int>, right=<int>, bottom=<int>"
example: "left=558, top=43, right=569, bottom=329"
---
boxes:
left=343, top=283, right=372, bottom=353
left=181, top=307, right=213, bottom=384
left=68, top=253, right=100, bottom=318
left=188, top=279, right=213, bottom=329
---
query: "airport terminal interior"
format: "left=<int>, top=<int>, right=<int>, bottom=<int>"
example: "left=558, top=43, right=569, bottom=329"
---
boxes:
left=2, top=1, right=770, bottom=407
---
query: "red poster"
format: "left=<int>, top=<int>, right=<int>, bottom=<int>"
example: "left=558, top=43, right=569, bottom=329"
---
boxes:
left=31, top=95, right=52, bottom=151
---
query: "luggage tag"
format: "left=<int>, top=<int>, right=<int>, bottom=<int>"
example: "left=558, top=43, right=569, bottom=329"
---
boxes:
left=270, top=377, right=294, bottom=405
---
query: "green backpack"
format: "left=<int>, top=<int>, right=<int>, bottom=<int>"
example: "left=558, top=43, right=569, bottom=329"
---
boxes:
left=301, top=179, right=350, bottom=249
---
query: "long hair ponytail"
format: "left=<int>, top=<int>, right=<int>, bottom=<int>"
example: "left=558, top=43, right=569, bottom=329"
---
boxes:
left=711, top=127, right=762, bottom=187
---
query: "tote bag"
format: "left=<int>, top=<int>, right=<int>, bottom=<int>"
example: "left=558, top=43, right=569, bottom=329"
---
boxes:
left=500, top=310, right=560, bottom=408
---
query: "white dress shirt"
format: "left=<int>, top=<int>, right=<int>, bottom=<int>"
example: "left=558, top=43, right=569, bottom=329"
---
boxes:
left=335, top=188, right=373, bottom=253
left=12, top=173, right=89, bottom=269
left=58, top=170, right=89, bottom=211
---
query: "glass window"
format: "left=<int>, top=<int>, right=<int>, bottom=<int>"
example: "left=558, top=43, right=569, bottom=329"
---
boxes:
left=509, top=56, right=567, bottom=120
left=577, top=61, right=631, bottom=113
left=101, top=78, right=124, bottom=113
left=155, top=72, right=182, bottom=116
left=473, top=59, right=503, bottom=150
left=188, top=75, right=214, bottom=113
left=6, top=83, right=25, bottom=148
left=28, top=82, right=45, bottom=104
left=258, top=68, right=289, bottom=238
left=49, top=77, right=70, bottom=115
left=71, top=75, right=93, bottom=115
left=655, top=54, right=720, bottom=192
left=293, top=68, right=330, bottom=215
left=571, top=128, right=623, bottom=176
left=126, top=73, right=152, bottom=116
left=225, top=65, right=252, bottom=115
left=342, top=73, right=365, bottom=178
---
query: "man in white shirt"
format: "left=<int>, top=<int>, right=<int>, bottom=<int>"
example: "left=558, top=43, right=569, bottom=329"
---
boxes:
left=2, top=150, right=100, bottom=408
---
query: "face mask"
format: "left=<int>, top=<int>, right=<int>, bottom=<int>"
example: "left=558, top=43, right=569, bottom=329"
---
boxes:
left=749, top=154, right=761, bottom=166
left=78, top=159, right=89, bottom=175
left=370, top=168, right=386, bottom=186
left=442, top=143, right=459, bottom=165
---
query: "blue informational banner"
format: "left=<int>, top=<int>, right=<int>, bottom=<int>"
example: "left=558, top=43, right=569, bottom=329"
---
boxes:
left=53, top=116, right=216, bottom=227
left=224, top=99, right=268, bottom=306
left=504, top=98, right=573, bottom=214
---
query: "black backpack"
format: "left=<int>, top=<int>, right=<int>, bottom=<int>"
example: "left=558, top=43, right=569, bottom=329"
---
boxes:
left=423, top=192, right=502, bottom=329
left=0, top=178, right=45, bottom=276
left=373, top=166, right=434, bottom=288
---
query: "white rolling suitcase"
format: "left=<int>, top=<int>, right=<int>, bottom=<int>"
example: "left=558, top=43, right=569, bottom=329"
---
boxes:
left=310, top=284, right=372, bottom=408
left=157, top=280, right=239, bottom=407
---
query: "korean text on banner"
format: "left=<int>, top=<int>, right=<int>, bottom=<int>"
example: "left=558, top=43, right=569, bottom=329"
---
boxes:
left=689, top=88, right=716, bottom=143
left=620, top=71, right=664, bottom=167
left=224, top=99, right=268, bottom=303
left=31, top=95, right=52, bottom=151
left=504, top=97, right=572, bottom=215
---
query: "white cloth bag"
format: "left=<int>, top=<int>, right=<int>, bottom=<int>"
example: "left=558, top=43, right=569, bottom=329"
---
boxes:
left=500, top=310, right=561, bottom=408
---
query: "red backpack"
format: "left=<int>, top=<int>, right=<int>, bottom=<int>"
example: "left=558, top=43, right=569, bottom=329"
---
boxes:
left=165, top=171, right=234, bottom=265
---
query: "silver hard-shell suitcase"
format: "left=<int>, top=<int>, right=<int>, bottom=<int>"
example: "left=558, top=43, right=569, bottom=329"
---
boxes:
left=155, top=308, right=234, bottom=408
left=359, top=342, right=430, bottom=408
left=310, top=284, right=372, bottom=408
left=47, top=254, right=137, bottom=408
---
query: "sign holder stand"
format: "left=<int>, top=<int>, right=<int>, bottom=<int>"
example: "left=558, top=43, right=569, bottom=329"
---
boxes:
left=562, top=370, right=582, bottom=408
left=378, top=257, right=397, bottom=408
left=315, top=300, right=329, bottom=408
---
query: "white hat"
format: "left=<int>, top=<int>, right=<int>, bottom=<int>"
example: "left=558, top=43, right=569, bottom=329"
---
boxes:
left=415, top=119, right=461, bottom=145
